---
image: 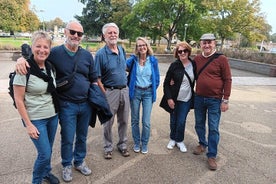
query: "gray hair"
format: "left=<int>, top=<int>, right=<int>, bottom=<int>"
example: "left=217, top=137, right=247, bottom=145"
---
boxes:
left=102, top=23, right=119, bottom=35
left=31, top=31, right=52, bottom=47
left=66, top=20, right=83, bottom=29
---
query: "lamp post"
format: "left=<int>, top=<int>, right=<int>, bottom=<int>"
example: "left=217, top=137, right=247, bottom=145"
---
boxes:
left=184, top=23, right=188, bottom=41
left=39, top=10, right=45, bottom=31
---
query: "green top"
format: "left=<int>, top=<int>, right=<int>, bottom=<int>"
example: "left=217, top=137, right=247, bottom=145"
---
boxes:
left=13, top=70, right=57, bottom=120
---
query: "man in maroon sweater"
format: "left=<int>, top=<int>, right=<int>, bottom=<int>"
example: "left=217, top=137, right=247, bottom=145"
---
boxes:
left=193, top=33, right=232, bottom=170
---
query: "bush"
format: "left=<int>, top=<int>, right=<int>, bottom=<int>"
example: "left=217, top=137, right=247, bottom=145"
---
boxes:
left=222, top=48, right=276, bottom=65
left=1, top=37, right=275, bottom=65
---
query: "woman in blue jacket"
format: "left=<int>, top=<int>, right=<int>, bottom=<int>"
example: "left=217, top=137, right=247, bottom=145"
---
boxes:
left=126, top=37, right=160, bottom=154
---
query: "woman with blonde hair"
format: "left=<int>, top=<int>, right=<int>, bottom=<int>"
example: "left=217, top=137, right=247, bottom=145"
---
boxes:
left=13, top=31, right=60, bottom=184
left=127, top=37, right=160, bottom=154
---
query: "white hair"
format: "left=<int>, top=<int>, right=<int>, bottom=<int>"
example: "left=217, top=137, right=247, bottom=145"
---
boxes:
left=102, top=23, right=119, bottom=35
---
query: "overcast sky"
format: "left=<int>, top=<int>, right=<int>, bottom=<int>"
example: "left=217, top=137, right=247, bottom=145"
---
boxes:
left=30, top=0, right=276, bottom=33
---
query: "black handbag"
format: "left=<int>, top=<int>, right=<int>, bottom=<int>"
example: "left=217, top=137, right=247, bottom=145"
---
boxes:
left=56, top=49, right=80, bottom=92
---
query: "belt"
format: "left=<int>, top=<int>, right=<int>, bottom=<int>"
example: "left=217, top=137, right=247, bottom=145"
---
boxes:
left=135, top=85, right=152, bottom=90
left=104, top=85, right=126, bottom=90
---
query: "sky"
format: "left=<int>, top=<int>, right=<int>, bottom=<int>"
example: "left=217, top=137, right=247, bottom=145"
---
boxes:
left=30, top=0, right=276, bottom=33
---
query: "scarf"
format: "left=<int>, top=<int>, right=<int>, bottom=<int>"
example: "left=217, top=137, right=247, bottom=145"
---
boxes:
left=28, top=55, right=60, bottom=112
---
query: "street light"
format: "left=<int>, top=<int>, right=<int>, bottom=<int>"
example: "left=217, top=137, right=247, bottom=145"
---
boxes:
left=39, top=10, right=45, bottom=31
left=184, top=23, right=188, bottom=41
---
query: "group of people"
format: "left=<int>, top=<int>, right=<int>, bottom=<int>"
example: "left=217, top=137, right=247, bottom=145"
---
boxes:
left=13, top=20, right=231, bottom=184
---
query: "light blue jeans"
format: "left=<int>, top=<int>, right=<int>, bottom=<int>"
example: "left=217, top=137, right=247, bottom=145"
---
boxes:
left=59, top=100, right=92, bottom=167
left=130, top=87, right=153, bottom=147
left=194, top=95, right=221, bottom=158
left=30, top=114, right=58, bottom=184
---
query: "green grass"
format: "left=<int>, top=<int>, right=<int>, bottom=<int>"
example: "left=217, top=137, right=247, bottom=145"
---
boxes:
left=0, top=37, right=106, bottom=51
left=0, top=37, right=31, bottom=50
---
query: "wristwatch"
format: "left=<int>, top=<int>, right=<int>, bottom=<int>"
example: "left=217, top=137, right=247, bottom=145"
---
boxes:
left=222, top=99, right=229, bottom=104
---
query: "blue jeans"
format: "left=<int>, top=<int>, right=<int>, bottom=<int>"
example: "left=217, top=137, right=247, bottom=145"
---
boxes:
left=169, top=100, right=191, bottom=142
left=30, top=114, right=58, bottom=184
left=59, top=100, right=92, bottom=167
left=130, top=87, right=153, bottom=147
left=194, top=95, right=221, bottom=158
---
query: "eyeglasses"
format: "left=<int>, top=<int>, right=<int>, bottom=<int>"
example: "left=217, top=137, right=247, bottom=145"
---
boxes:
left=177, top=49, right=189, bottom=54
left=68, top=29, right=83, bottom=37
left=137, top=44, right=147, bottom=48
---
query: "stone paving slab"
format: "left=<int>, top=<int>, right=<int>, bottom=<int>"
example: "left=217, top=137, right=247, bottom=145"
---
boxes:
left=0, top=60, right=275, bottom=184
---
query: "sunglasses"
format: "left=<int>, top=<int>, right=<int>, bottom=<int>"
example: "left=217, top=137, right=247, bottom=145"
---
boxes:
left=177, top=49, right=189, bottom=54
left=68, top=29, right=83, bottom=37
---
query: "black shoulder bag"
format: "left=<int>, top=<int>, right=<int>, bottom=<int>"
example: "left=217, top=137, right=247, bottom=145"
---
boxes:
left=56, top=49, right=81, bottom=92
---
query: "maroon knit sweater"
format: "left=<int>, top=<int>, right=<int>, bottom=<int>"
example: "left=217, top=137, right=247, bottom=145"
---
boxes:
left=194, top=53, right=232, bottom=100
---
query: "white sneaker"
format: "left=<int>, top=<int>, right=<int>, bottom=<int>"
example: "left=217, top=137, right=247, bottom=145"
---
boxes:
left=176, top=142, right=187, bottom=153
left=62, top=165, right=73, bottom=182
left=167, top=139, right=176, bottom=149
left=75, top=161, right=92, bottom=176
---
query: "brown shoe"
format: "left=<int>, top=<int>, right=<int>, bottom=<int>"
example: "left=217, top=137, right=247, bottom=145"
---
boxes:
left=193, top=145, right=206, bottom=155
left=119, top=149, right=130, bottom=157
left=104, top=151, right=112, bottom=159
left=208, top=157, right=217, bottom=170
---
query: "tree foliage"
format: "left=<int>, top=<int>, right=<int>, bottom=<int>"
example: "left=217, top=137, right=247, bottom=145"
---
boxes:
left=76, top=0, right=131, bottom=38
left=46, top=18, right=66, bottom=31
left=122, top=0, right=201, bottom=51
left=0, top=0, right=39, bottom=32
left=200, top=0, right=268, bottom=48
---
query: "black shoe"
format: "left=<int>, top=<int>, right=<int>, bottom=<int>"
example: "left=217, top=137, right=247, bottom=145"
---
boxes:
left=43, top=173, right=60, bottom=184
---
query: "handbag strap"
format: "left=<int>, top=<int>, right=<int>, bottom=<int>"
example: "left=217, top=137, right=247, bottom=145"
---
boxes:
left=72, top=47, right=81, bottom=74
left=196, top=53, right=222, bottom=79
left=183, top=69, right=193, bottom=94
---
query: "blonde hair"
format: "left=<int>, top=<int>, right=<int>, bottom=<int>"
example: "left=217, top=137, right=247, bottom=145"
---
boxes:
left=31, top=31, right=52, bottom=47
left=174, top=41, right=192, bottom=58
left=135, top=37, right=153, bottom=56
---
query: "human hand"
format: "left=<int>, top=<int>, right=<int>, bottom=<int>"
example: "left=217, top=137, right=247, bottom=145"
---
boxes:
left=16, top=57, right=30, bottom=75
left=26, top=124, right=40, bottom=139
left=221, top=102, right=229, bottom=112
left=167, top=99, right=175, bottom=109
left=170, top=79, right=175, bottom=86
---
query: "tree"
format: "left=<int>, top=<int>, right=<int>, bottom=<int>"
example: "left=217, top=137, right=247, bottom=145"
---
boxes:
left=0, top=0, right=39, bottom=32
left=122, top=0, right=200, bottom=51
left=46, top=18, right=66, bottom=31
left=200, top=0, right=268, bottom=49
left=76, top=0, right=131, bottom=39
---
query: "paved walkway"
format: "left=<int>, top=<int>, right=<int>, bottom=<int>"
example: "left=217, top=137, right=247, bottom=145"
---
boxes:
left=0, top=60, right=275, bottom=184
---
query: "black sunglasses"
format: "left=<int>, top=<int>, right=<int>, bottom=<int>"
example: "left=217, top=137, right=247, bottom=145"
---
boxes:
left=68, top=29, right=83, bottom=37
left=177, top=49, right=189, bottom=54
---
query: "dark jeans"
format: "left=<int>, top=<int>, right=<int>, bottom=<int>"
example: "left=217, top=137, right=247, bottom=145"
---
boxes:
left=169, top=99, right=191, bottom=142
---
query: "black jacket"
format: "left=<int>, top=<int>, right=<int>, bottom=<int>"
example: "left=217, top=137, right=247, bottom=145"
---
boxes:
left=159, top=58, right=196, bottom=113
